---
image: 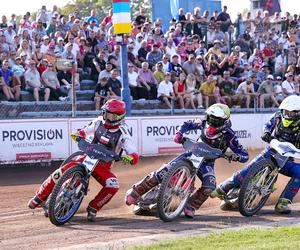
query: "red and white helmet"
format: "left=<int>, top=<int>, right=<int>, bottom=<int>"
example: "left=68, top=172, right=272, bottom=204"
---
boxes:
left=101, top=99, right=126, bottom=128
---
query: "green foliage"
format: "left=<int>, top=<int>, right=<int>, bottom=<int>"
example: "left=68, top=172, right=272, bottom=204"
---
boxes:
left=130, top=225, right=300, bottom=250
left=59, top=0, right=152, bottom=22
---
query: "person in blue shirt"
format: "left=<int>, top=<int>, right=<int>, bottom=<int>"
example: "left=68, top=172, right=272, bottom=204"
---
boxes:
left=126, top=103, right=249, bottom=218
left=0, top=59, right=20, bottom=101
left=211, top=95, right=300, bottom=214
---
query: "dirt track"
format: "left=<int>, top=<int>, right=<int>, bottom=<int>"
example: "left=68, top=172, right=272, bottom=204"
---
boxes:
left=1, top=150, right=300, bottom=250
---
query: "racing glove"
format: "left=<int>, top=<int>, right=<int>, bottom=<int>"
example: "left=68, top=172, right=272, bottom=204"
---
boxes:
left=228, top=153, right=240, bottom=162
left=71, top=133, right=82, bottom=142
left=121, top=155, right=134, bottom=165
left=174, top=132, right=183, bottom=144
left=261, top=132, right=272, bottom=143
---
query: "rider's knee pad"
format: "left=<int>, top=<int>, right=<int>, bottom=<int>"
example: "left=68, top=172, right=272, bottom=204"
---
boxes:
left=105, top=178, right=119, bottom=189
left=200, top=187, right=214, bottom=196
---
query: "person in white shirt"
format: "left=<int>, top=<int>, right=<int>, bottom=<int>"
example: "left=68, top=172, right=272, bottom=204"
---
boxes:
left=165, top=38, right=177, bottom=56
left=236, top=74, right=259, bottom=108
left=128, top=64, right=138, bottom=100
left=157, top=72, right=175, bottom=108
left=282, top=72, right=296, bottom=96
left=274, top=76, right=285, bottom=102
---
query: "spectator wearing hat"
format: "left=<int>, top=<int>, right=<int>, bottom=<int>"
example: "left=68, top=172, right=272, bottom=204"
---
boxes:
left=4, top=23, right=16, bottom=45
left=94, top=76, right=110, bottom=110
left=146, top=43, right=163, bottom=70
left=40, top=35, right=50, bottom=54
left=157, top=72, right=175, bottom=109
left=54, top=37, right=65, bottom=56
left=37, top=58, right=48, bottom=75
left=274, top=76, right=285, bottom=102
left=128, top=64, right=139, bottom=100
left=236, top=74, right=259, bottom=108
left=0, top=60, right=20, bottom=101
left=206, top=39, right=222, bottom=59
left=61, top=42, right=76, bottom=61
left=24, top=60, right=50, bottom=101
left=195, top=40, right=207, bottom=56
left=127, top=44, right=139, bottom=67
left=137, top=62, right=158, bottom=100
left=282, top=72, right=296, bottom=96
left=107, top=69, right=122, bottom=99
left=257, top=74, right=279, bottom=108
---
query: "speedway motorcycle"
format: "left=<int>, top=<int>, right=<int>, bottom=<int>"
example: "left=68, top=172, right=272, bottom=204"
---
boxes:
left=47, top=137, right=120, bottom=226
left=238, top=139, right=300, bottom=217
left=133, top=137, right=232, bottom=222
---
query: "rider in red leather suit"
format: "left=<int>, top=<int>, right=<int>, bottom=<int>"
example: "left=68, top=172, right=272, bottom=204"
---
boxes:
left=28, top=99, right=139, bottom=221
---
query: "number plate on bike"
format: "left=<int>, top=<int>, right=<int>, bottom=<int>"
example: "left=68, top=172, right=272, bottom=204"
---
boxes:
left=83, top=156, right=98, bottom=172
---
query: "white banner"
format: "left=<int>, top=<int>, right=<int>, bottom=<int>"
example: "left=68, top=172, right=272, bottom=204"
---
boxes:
left=0, top=119, right=69, bottom=162
left=140, top=116, right=200, bottom=155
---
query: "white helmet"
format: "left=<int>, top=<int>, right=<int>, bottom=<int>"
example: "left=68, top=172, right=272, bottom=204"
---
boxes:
left=279, top=95, right=300, bottom=127
left=204, top=104, right=231, bottom=139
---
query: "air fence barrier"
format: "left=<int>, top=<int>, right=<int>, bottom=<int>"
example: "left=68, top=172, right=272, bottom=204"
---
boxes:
left=0, top=114, right=272, bottom=165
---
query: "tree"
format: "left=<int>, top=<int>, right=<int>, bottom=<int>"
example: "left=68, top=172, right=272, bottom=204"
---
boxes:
left=59, top=0, right=153, bottom=22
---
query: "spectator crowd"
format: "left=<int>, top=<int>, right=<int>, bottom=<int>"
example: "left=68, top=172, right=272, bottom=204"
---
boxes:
left=0, top=4, right=299, bottom=110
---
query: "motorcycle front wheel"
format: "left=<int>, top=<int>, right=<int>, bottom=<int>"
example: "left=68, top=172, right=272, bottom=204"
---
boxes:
left=238, top=158, right=277, bottom=217
left=48, top=165, right=87, bottom=226
left=157, top=160, right=194, bottom=222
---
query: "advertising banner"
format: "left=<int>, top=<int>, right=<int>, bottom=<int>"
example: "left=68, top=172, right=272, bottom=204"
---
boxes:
left=140, top=116, right=200, bottom=155
left=0, top=120, right=69, bottom=162
left=0, top=114, right=272, bottom=164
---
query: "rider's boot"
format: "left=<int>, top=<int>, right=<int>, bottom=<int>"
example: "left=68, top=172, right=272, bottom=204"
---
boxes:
left=275, top=198, right=292, bottom=214
left=184, top=187, right=212, bottom=218
left=27, top=195, right=43, bottom=209
left=125, top=174, right=159, bottom=205
left=210, top=186, right=226, bottom=198
left=87, top=206, right=97, bottom=222
left=220, top=199, right=238, bottom=211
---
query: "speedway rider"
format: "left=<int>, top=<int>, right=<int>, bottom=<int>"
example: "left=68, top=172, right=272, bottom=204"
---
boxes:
left=211, top=95, right=300, bottom=214
left=125, top=103, right=249, bottom=218
left=28, top=99, right=139, bottom=222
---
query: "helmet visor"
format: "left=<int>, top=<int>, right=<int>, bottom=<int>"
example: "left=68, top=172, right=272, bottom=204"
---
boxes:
left=282, top=110, right=299, bottom=120
left=207, top=115, right=226, bottom=127
left=104, top=111, right=125, bottom=124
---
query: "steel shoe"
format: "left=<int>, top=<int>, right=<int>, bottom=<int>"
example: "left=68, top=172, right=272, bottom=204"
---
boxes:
left=87, top=206, right=97, bottom=222
left=275, top=198, right=292, bottom=214
left=210, top=186, right=226, bottom=199
left=183, top=206, right=195, bottom=218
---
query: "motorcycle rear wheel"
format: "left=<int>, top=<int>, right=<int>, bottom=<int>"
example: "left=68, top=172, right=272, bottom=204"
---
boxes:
left=238, top=158, right=277, bottom=217
left=48, top=165, right=87, bottom=226
left=157, top=160, right=194, bottom=222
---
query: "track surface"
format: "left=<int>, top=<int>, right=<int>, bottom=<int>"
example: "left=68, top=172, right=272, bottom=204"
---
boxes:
left=1, top=150, right=300, bottom=250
